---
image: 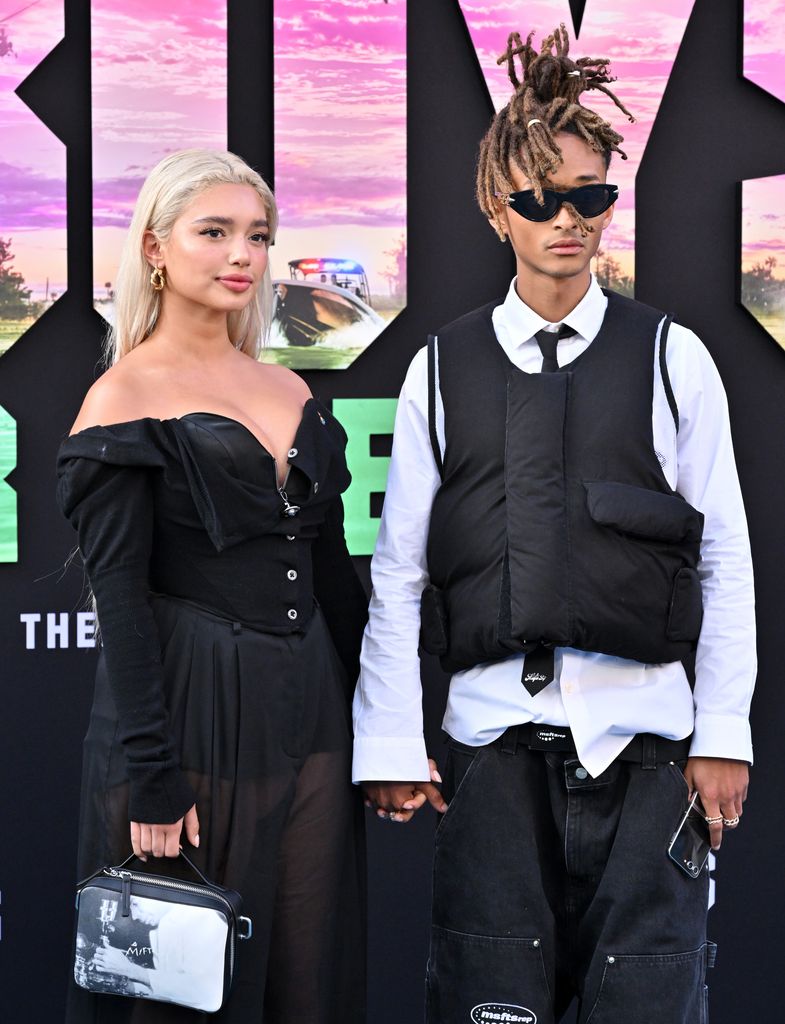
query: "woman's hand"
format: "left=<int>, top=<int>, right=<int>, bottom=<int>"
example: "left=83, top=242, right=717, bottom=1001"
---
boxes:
left=130, top=804, right=200, bottom=860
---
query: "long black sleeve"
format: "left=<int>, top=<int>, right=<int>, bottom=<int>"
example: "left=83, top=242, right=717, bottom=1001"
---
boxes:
left=58, top=453, right=196, bottom=825
left=311, top=496, right=369, bottom=699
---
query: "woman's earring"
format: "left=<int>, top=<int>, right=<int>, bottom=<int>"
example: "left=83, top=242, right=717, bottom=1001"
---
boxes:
left=150, top=266, right=165, bottom=291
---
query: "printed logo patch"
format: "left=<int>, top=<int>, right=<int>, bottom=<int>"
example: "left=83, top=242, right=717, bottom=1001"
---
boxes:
left=470, top=1004, right=537, bottom=1024
left=534, top=729, right=568, bottom=744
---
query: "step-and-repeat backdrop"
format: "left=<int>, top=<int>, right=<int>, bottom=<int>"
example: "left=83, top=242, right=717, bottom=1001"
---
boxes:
left=1, top=2, right=783, bottom=1021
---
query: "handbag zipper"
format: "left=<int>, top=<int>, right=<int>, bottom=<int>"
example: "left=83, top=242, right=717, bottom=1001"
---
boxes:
left=105, top=869, right=237, bottom=981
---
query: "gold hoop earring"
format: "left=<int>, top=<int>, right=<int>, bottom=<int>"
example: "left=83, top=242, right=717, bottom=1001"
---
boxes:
left=150, top=266, right=165, bottom=291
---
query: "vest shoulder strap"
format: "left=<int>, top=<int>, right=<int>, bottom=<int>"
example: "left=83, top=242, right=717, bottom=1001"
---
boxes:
left=658, top=314, right=679, bottom=432
left=603, top=289, right=679, bottom=433
left=426, top=334, right=444, bottom=479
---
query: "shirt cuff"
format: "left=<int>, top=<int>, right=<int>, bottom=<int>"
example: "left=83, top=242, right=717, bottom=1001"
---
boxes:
left=689, top=711, right=753, bottom=765
left=352, top=736, right=431, bottom=785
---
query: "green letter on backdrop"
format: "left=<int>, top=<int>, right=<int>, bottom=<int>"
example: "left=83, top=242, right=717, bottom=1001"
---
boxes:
left=333, top=398, right=397, bottom=556
left=0, top=407, right=17, bottom=562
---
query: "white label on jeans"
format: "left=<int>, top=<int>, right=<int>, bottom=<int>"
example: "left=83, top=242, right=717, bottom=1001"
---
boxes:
left=471, top=1004, right=536, bottom=1024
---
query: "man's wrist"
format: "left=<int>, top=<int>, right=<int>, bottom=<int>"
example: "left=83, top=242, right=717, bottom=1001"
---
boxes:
left=352, top=735, right=430, bottom=784
left=689, top=711, right=753, bottom=765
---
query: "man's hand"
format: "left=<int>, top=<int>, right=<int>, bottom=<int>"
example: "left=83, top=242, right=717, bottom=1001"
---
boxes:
left=683, top=757, right=749, bottom=851
left=362, top=758, right=448, bottom=822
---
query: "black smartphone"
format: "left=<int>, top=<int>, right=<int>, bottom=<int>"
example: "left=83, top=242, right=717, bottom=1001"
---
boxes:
left=667, top=792, right=711, bottom=878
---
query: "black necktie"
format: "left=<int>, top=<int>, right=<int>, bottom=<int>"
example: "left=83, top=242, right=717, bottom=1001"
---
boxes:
left=534, top=324, right=576, bottom=373
left=522, top=645, right=555, bottom=697
left=521, top=324, right=577, bottom=696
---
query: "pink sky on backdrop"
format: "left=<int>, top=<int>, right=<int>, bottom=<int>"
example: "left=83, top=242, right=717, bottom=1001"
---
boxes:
left=0, top=0, right=66, bottom=297
left=4, top=2, right=783, bottom=298
left=743, top=0, right=785, bottom=103
left=271, top=0, right=405, bottom=293
left=91, top=0, right=227, bottom=289
left=742, top=176, right=785, bottom=278
left=91, top=0, right=406, bottom=297
left=742, top=4, right=785, bottom=279
left=459, top=0, right=698, bottom=279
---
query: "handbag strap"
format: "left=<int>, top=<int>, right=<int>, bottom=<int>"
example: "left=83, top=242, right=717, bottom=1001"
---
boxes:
left=78, top=849, right=217, bottom=891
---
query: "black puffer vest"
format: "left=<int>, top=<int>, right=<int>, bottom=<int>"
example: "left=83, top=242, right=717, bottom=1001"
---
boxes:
left=421, top=290, right=704, bottom=674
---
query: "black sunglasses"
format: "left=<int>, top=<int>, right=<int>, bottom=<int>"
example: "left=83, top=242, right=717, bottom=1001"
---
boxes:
left=496, top=183, right=619, bottom=222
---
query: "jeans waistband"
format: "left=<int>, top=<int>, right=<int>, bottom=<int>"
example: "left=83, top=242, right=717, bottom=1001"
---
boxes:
left=500, top=723, right=691, bottom=768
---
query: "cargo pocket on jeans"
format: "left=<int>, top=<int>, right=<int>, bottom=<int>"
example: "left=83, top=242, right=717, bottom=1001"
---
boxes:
left=584, top=944, right=710, bottom=1024
left=434, top=742, right=486, bottom=845
left=426, top=925, right=552, bottom=1024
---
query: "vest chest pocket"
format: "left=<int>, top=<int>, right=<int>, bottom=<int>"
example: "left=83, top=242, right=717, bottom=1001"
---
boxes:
left=584, top=480, right=704, bottom=544
left=420, top=583, right=449, bottom=656
left=584, top=480, right=705, bottom=649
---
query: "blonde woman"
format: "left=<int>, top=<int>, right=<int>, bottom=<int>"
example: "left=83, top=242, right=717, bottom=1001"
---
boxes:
left=58, top=149, right=367, bottom=1023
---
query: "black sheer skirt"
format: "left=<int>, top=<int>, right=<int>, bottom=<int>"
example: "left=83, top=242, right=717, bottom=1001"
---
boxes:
left=66, top=595, right=366, bottom=1024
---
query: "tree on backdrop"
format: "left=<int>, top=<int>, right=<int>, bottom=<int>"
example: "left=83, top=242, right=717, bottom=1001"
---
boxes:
left=741, top=256, right=784, bottom=315
left=593, top=247, right=634, bottom=297
left=0, top=238, right=33, bottom=319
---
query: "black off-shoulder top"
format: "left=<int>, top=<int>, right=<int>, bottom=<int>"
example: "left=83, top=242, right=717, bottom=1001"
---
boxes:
left=57, top=399, right=368, bottom=823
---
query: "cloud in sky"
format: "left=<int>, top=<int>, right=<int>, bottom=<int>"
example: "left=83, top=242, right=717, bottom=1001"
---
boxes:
left=1, top=0, right=65, bottom=175
left=0, top=1, right=66, bottom=293
left=276, top=167, right=405, bottom=229
left=743, top=174, right=785, bottom=275
left=87, top=0, right=406, bottom=292
left=0, top=0, right=62, bottom=70
left=90, top=0, right=228, bottom=283
left=743, top=237, right=785, bottom=252
left=274, top=0, right=406, bottom=232
left=0, top=159, right=67, bottom=229
left=743, top=0, right=785, bottom=102
left=92, top=7, right=226, bottom=101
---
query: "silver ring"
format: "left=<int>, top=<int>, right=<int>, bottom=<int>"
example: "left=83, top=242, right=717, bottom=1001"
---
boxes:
left=704, top=815, right=724, bottom=826
left=722, top=816, right=740, bottom=828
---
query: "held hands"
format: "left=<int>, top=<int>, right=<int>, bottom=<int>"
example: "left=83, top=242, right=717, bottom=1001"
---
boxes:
left=130, top=804, right=200, bottom=860
left=362, top=758, right=448, bottom=823
left=683, top=756, right=749, bottom=851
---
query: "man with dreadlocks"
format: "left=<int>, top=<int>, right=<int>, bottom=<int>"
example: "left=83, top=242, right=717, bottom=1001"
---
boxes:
left=353, top=25, right=754, bottom=1024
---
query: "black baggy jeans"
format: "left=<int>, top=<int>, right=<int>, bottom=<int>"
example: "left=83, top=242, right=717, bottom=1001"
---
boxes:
left=426, top=733, right=716, bottom=1024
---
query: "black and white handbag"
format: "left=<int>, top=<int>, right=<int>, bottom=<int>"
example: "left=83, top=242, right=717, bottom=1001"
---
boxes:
left=74, top=851, right=252, bottom=1014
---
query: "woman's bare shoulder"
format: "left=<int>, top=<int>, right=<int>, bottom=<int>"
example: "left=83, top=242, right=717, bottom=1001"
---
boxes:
left=69, top=361, right=152, bottom=435
left=245, top=357, right=313, bottom=401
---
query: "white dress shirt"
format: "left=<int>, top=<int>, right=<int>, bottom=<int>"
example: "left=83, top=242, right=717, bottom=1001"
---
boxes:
left=352, top=276, right=756, bottom=782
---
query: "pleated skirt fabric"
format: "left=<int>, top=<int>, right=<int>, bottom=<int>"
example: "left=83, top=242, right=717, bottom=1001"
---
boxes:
left=66, top=595, right=366, bottom=1024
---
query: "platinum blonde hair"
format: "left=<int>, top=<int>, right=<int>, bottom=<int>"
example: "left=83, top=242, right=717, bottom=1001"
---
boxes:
left=106, top=148, right=278, bottom=365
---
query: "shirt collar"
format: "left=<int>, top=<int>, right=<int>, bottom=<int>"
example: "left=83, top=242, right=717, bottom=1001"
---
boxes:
left=500, top=274, right=608, bottom=346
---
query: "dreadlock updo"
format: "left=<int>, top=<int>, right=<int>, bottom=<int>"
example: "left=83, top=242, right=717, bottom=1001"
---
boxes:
left=477, top=23, right=635, bottom=239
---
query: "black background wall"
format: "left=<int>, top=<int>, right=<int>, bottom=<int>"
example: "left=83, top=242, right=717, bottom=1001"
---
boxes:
left=0, top=2, right=782, bottom=1021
